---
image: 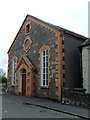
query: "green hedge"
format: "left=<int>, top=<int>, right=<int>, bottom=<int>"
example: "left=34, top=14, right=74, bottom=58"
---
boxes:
left=73, top=88, right=86, bottom=92
left=2, top=76, right=7, bottom=83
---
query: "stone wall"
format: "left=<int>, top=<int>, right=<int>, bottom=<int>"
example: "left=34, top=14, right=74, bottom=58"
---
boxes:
left=62, top=88, right=90, bottom=108
left=8, top=18, right=58, bottom=100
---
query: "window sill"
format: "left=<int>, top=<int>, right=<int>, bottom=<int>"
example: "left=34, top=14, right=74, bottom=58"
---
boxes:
left=25, top=33, right=30, bottom=35
left=40, top=86, right=49, bottom=89
left=11, top=84, right=15, bottom=87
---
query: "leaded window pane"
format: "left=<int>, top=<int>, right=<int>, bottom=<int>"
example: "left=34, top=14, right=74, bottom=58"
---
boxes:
left=43, top=80, right=45, bottom=85
left=43, top=63, right=45, bottom=67
left=46, top=56, right=48, bottom=62
left=46, top=68, right=48, bottom=73
left=43, top=51, right=45, bottom=56
left=46, top=74, right=48, bottom=79
left=43, top=57, right=45, bottom=62
left=46, top=50, right=48, bottom=55
left=46, top=62, right=48, bottom=67
left=43, top=74, right=45, bottom=79
left=43, top=69, right=45, bottom=73
left=46, top=80, right=48, bottom=85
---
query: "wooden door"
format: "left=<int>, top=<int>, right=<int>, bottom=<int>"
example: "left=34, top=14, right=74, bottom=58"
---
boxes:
left=22, top=74, right=26, bottom=96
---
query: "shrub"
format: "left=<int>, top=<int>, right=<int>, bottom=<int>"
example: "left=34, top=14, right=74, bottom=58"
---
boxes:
left=73, top=88, right=86, bottom=92
left=2, top=76, right=7, bottom=83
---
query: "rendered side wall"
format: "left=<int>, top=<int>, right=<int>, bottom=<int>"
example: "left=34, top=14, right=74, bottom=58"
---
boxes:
left=64, top=35, right=84, bottom=88
left=82, top=46, right=90, bottom=93
left=88, top=46, right=90, bottom=93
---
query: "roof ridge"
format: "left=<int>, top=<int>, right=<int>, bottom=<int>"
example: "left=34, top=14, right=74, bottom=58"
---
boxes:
left=27, top=14, right=87, bottom=40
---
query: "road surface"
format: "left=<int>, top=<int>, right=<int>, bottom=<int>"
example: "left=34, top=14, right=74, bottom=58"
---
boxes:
left=2, top=93, right=79, bottom=118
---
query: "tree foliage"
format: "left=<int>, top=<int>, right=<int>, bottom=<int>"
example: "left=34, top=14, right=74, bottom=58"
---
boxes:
left=0, top=69, right=7, bottom=83
left=2, top=76, right=7, bottom=83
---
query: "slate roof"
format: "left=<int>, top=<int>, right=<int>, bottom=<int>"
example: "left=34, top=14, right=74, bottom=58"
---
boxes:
left=80, top=38, right=90, bottom=47
left=27, top=14, right=87, bottom=40
left=25, top=55, right=34, bottom=67
left=7, top=14, right=87, bottom=53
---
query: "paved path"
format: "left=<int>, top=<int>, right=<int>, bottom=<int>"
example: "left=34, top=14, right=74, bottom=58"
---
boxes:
left=25, top=100, right=89, bottom=119
left=2, top=93, right=80, bottom=118
left=2, top=93, right=90, bottom=119
left=27, top=98, right=89, bottom=119
left=3, top=92, right=89, bottom=119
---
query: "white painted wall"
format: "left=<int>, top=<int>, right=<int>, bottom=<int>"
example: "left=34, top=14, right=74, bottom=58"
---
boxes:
left=82, top=46, right=90, bottom=93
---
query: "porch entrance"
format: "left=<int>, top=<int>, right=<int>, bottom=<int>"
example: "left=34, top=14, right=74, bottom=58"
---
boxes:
left=15, top=55, right=35, bottom=97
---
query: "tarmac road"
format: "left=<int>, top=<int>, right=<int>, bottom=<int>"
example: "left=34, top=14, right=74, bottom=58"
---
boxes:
left=2, top=93, right=79, bottom=118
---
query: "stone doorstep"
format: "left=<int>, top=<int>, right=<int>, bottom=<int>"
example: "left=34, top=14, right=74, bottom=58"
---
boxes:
left=23, top=102, right=89, bottom=119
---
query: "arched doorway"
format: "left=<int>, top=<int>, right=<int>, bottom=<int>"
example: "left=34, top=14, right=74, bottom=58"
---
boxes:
left=15, top=55, right=35, bottom=97
left=19, top=68, right=26, bottom=96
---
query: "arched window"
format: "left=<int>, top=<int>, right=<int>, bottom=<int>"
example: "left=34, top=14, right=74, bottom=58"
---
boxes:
left=39, top=45, right=50, bottom=87
left=41, top=49, right=48, bottom=86
left=25, top=21, right=31, bottom=34
left=11, top=56, right=17, bottom=86
left=26, top=24, right=30, bottom=34
left=12, top=59, right=16, bottom=85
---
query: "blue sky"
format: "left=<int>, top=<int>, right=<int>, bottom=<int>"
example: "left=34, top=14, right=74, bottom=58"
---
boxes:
left=0, top=0, right=89, bottom=77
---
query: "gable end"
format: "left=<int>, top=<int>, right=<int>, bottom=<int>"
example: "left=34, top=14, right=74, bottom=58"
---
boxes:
left=7, top=15, right=60, bottom=55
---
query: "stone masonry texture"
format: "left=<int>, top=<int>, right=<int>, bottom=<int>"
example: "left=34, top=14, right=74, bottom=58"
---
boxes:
left=8, top=19, right=58, bottom=100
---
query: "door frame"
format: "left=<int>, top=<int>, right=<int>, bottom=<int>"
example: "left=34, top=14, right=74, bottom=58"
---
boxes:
left=19, top=69, right=26, bottom=95
left=22, top=73, right=26, bottom=96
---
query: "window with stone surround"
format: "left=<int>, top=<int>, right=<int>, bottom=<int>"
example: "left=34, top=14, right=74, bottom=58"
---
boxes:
left=25, top=21, right=31, bottom=34
left=41, top=49, right=48, bottom=86
left=26, top=24, right=30, bottom=34
left=23, top=36, right=32, bottom=52
left=11, top=56, right=18, bottom=86
left=39, top=45, right=51, bottom=87
left=12, top=59, right=16, bottom=85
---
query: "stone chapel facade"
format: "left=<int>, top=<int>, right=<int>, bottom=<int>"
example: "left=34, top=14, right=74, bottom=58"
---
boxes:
left=7, top=15, right=87, bottom=101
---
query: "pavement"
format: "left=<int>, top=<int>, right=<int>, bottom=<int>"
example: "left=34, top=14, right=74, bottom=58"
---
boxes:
left=2, top=94, right=80, bottom=118
left=2, top=92, right=90, bottom=119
